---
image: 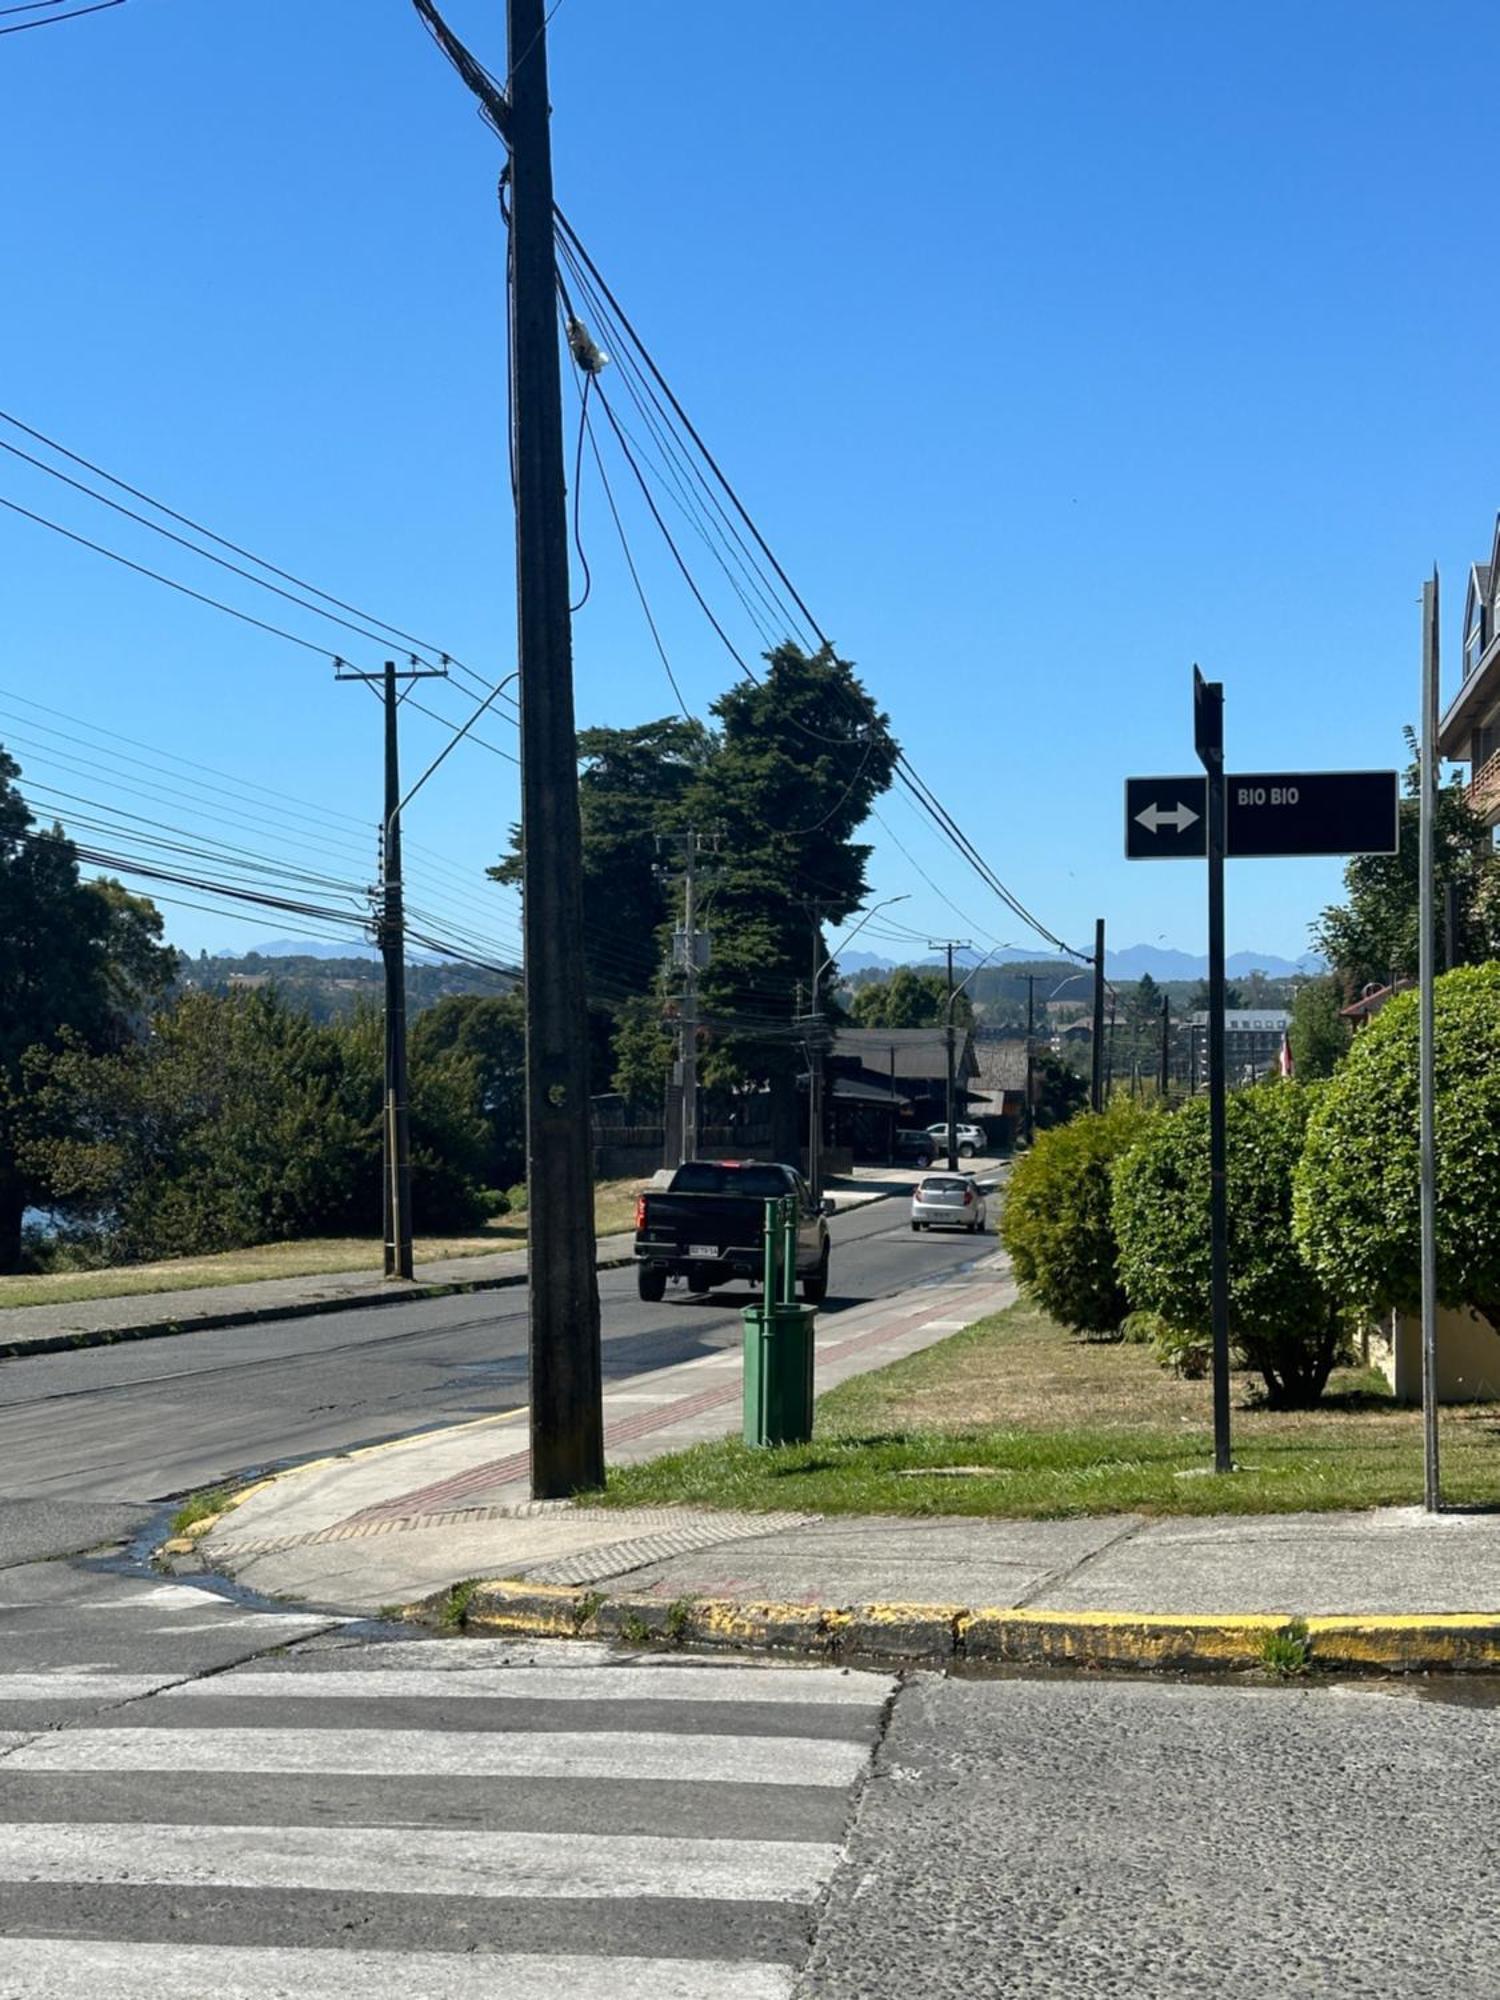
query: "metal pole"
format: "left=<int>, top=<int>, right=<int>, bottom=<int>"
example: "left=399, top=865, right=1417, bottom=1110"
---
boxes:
left=1420, top=576, right=1441, bottom=1511
left=1195, top=667, right=1232, bottom=1476
left=1024, top=975, right=1036, bottom=1143
left=381, top=659, right=415, bottom=1281
left=1090, top=919, right=1106, bottom=1112
left=510, top=0, right=603, bottom=1497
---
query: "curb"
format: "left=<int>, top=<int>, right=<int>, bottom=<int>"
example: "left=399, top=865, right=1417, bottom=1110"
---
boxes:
left=406, top=1580, right=1500, bottom=1676
left=0, top=1253, right=638, bottom=1362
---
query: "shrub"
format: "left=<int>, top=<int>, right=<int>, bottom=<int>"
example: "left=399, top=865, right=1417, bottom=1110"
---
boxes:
left=1294, top=965, right=1500, bottom=1333
left=1112, top=1082, right=1353, bottom=1407
left=1000, top=1097, right=1155, bottom=1337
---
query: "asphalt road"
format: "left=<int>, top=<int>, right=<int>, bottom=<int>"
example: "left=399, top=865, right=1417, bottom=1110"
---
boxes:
left=801, top=1671, right=1500, bottom=1998
left=0, top=1193, right=990, bottom=1516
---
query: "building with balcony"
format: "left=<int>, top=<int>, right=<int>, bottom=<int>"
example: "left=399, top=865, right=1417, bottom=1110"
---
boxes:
left=1438, top=513, right=1500, bottom=833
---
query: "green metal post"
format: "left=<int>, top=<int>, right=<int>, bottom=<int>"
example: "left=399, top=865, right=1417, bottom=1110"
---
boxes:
left=781, top=1196, right=797, bottom=1307
left=761, top=1195, right=777, bottom=1303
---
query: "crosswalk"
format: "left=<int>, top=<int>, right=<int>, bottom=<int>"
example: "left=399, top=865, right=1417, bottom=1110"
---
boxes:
left=0, top=1613, right=893, bottom=1997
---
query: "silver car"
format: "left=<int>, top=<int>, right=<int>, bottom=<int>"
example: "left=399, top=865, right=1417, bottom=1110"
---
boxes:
left=910, top=1173, right=989, bottom=1234
left=924, top=1122, right=986, bottom=1159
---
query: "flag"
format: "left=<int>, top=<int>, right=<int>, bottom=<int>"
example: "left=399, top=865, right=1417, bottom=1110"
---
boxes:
left=1278, top=1028, right=1294, bottom=1078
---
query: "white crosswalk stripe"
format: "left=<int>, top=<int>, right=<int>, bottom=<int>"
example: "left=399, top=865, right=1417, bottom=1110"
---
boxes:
left=0, top=1939, right=801, bottom=1999
left=0, top=1634, right=894, bottom=1993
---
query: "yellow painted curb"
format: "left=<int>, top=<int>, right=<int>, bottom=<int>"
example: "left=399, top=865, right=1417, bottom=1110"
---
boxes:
left=1304, top=1614, right=1500, bottom=1671
left=405, top=1582, right=1500, bottom=1676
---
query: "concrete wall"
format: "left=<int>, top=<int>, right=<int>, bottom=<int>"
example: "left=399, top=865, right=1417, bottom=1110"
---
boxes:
left=1379, top=1304, right=1500, bottom=1403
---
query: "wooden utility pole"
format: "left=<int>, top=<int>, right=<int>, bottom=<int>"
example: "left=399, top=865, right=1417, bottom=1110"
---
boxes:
left=1024, top=974, right=1036, bottom=1144
left=509, top=0, right=603, bottom=1497
left=338, top=657, right=447, bottom=1279
left=930, top=939, right=970, bottom=1171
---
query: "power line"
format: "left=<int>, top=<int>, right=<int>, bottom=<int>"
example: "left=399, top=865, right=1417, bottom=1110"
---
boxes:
left=0, top=411, right=507, bottom=704
left=0, top=0, right=123, bottom=33
left=0, top=494, right=343, bottom=661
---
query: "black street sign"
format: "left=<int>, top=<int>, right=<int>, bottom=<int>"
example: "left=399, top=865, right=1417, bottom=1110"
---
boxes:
left=1225, top=770, right=1399, bottom=858
left=1125, top=770, right=1399, bottom=860
left=1126, top=775, right=1207, bottom=859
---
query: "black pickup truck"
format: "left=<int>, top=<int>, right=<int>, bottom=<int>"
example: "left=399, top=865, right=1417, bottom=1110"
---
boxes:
left=634, top=1160, right=832, bottom=1304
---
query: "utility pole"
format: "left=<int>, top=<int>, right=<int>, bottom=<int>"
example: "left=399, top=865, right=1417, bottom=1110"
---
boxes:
left=509, top=0, right=603, bottom=1498
left=1090, top=919, right=1106, bottom=1113
left=807, top=916, right=826, bottom=1199
left=930, top=940, right=970, bottom=1171
left=1159, top=992, right=1171, bottom=1100
left=659, top=831, right=715, bottom=1164
left=1024, top=974, right=1036, bottom=1144
left=338, top=656, right=448, bottom=1280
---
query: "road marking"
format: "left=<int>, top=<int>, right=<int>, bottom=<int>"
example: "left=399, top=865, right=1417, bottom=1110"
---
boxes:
left=0, top=1940, right=795, bottom=1999
left=0, top=1821, right=840, bottom=1903
left=184, top=1664, right=889, bottom=1706
left=6, top=1724, right=871, bottom=1787
left=0, top=1674, right=179, bottom=1702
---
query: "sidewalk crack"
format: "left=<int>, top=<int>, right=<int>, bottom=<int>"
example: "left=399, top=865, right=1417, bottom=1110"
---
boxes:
left=1010, top=1516, right=1147, bottom=1610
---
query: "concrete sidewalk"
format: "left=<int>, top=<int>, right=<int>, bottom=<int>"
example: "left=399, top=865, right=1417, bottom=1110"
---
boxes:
left=182, top=1229, right=1500, bottom=1674
left=0, top=1178, right=903, bottom=1359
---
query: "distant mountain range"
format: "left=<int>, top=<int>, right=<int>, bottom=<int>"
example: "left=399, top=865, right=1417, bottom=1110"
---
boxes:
left=838, top=943, right=1322, bottom=980
left=222, top=937, right=1323, bottom=983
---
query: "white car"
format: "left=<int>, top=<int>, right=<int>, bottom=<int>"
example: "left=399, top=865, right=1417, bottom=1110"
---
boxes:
left=911, top=1173, right=989, bottom=1233
left=924, top=1121, right=986, bottom=1159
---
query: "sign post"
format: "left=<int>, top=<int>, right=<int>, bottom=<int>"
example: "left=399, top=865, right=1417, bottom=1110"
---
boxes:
left=1128, top=697, right=1399, bottom=1486
left=1419, top=576, right=1440, bottom=1512
left=1193, top=669, right=1233, bottom=1476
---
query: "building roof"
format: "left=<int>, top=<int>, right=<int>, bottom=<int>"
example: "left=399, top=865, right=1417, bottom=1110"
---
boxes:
left=831, top=1026, right=978, bottom=1081
left=1339, top=978, right=1413, bottom=1022
left=829, top=1075, right=910, bottom=1107
left=972, top=1039, right=1029, bottom=1091
left=1439, top=517, right=1500, bottom=756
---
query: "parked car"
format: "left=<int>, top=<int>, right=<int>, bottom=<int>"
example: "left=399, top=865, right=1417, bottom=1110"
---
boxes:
left=910, top=1173, right=989, bottom=1233
left=634, top=1159, right=832, bottom=1302
left=893, top=1129, right=936, bottom=1168
left=924, top=1121, right=987, bottom=1159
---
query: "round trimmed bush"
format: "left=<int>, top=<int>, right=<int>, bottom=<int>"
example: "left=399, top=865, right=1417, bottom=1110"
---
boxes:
left=1294, top=964, right=1500, bottom=1333
left=1000, top=1097, right=1155, bottom=1337
left=1112, top=1082, right=1353, bottom=1407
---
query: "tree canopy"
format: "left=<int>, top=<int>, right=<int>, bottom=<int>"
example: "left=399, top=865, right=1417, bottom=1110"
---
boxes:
left=849, top=968, right=971, bottom=1030
left=1311, top=750, right=1500, bottom=995
left=0, top=749, right=175, bottom=1268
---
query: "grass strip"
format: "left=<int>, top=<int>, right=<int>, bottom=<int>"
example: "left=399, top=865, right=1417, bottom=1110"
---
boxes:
left=600, top=1300, right=1500, bottom=1519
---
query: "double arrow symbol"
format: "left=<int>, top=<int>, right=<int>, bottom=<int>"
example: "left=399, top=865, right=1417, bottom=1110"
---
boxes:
left=1134, top=801, right=1200, bottom=836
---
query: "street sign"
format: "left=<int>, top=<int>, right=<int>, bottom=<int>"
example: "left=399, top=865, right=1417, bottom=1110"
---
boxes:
left=1125, top=770, right=1398, bottom=860
left=1226, top=770, right=1399, bottom=858
left=1125, top=776, right=1208, bottom=859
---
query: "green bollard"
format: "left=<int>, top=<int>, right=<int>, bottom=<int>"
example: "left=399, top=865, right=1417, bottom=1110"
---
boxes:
left=743, top=1194, right=817, bottom=1448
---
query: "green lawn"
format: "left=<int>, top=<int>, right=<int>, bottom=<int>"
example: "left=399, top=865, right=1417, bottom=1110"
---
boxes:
left=0, top=1181, right=643, bottom=1311
left=601, top=1299, right=1500, bottom=1518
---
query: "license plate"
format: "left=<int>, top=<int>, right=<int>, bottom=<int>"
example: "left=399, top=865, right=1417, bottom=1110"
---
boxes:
left=689, top=1244, right=719, bottom=1260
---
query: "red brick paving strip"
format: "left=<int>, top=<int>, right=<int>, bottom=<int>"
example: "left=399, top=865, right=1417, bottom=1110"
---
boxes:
left=345, top=1292, right=976, bottom=1524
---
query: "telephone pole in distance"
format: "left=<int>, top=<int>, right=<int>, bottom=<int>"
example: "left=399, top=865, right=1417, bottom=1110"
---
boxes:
left=338, top=655, right=448, bottom=1280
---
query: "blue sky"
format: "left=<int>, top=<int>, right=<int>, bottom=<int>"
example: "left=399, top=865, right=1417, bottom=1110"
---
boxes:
left=2, top=0, right=1497, bottom=970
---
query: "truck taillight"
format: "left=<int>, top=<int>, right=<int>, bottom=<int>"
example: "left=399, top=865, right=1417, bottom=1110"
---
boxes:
left=635, top=1194, right=647, bottom=1230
